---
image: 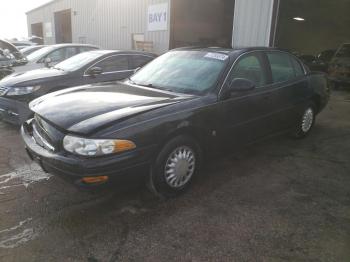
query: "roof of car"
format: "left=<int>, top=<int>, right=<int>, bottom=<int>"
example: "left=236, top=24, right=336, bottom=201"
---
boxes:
left=86, top=49, right=157, bottom=57
left=172, top=46, right=286, bottom=56
left=48, top=43, right=99, bottom=49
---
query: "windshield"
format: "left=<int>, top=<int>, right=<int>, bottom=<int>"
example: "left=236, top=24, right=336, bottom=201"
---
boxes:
left=336, top=44, right=350, bottom=58
left=54, top=51, right=103, bottom=71
left=130, top=51, right=229, bottom=95
left=26, top=46, right=55, bottom=62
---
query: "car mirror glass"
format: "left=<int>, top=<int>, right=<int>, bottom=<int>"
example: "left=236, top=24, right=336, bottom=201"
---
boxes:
left=87, top=66, right=103, bottom=76
left=44, top=57, right=52, bottom=68
left=229, top=78, right=256, bottom=92
left=222, top=78, right=255, bottom=100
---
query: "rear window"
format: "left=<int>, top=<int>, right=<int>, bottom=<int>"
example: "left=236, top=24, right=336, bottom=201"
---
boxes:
left=267, top=52, right=296, bottom=83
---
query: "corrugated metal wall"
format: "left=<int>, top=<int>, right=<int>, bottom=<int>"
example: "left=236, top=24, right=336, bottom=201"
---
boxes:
left=232, top=0, right=275, bottom=47
left=95, top=0, right=170, bottom=54
left=27, top=0, right=171, bottom=54
left=27, top=0, right=277, bottom=52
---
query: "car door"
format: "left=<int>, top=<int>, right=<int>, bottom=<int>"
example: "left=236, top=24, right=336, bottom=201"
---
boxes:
left=264, top=51, right=309, bottom=131
left=219, top=51, right=281, bottom=147
left=85, top=55, right=133, bottom=83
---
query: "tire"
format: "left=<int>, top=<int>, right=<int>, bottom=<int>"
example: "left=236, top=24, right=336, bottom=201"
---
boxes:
left=293, top=103, right=316, bottom=139
left=148, top=135, right=202, bottom=198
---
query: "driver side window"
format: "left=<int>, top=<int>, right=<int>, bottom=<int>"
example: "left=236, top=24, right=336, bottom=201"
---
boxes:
left=45, top=49, right=66, bottom=63
left=228, top=53, right=267, bottom=88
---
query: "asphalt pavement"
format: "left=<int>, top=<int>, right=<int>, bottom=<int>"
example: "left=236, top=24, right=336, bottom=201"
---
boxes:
left=0, top=91, right=349, bottom=262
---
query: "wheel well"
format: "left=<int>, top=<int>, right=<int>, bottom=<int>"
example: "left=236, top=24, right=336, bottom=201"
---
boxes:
left=158, top=128, right=204, bottom=157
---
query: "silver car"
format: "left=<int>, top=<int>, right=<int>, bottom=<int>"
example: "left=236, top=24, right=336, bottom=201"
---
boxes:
left=13, top=44, right=99, bottom=73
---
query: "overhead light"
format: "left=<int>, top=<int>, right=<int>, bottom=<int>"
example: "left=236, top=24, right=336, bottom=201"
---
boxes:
left=293, top=17, right=305, bottom=21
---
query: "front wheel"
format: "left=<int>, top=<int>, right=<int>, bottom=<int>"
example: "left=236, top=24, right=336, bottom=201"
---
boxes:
left=293, top=103, right=316, bottom=139
left=148, top=136, right=202, bottom=198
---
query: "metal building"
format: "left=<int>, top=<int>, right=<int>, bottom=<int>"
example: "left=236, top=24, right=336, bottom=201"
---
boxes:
left=26, top=0, right=278, bottom=54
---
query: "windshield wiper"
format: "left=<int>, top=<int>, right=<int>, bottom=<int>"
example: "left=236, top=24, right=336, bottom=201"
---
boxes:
left=52, top=66, right=64, bottom=71
left=128, top=79, right=154, bottom=88
left=128, top=79, right=174, bottom=92
left=127, top=77, right=137, bottom=85
left=137, top=83, right=154, bottom=88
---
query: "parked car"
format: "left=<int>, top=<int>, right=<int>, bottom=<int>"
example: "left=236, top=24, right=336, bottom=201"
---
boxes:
left=28, top=36, right=44, bottom=45
left=12, top=44, right=99, bottom=73
left=329, top=43, right=350, bottom=88
left=299, top=54, right=316, bottom=70
left=0, top=40, right=25, bottom=79
left=11, top=41, right=37, bottom=50
left=0, top=65, right=13, bottom=81
left=21, top=45, right=47, bottom=56
left=306, top=49, right=337, bottom=73
left=21, top=47, right=330, bottom=197
left=0, top=50, right=156, bottom=125
left=298, top=50, right=337, bottom=73
left=0, top=39, right=26, bottom=65
left=0, top=50, right=14, bottom=80
left=0, top=51, right=13, bottom=68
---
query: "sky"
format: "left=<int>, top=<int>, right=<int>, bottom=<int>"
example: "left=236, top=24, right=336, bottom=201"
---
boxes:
left=0, top=0, right=52, bottom=40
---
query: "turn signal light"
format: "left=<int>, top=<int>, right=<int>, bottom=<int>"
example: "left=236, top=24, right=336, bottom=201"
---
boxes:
left=82, top=176, right=109, bottom=184
left=114, top=140, right=136, bottom=153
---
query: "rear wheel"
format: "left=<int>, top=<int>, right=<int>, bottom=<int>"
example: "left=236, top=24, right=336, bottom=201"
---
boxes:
left=293, top=103, right=316, bottom=138
left=148, top=135, right=202, bottom=198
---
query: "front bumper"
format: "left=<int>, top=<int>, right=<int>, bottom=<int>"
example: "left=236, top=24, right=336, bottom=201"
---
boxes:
left=21, top=121, right=155, bottom=186
left=0, top=97, right=32, bottom=125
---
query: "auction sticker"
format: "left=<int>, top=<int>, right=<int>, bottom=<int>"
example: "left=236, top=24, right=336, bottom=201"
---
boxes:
left=204, top=53, right=229, bottom=61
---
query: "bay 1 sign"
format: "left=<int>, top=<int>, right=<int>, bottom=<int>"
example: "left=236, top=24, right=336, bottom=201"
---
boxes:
left=147, top=3, right=168, bottom=31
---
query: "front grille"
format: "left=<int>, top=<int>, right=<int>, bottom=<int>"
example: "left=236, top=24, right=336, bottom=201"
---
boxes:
left=0, top=86, right=10, bottom=96
left=32, top=116, right=56, bottom=152
left=32, top=122, right=55, bottom=151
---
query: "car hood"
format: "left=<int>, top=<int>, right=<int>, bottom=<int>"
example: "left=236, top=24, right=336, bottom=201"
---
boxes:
left=0, top=68, right=67, bottom=86
left=12, top=62, right=43, bottom=73
left=30, top=82, right=193, bottom=135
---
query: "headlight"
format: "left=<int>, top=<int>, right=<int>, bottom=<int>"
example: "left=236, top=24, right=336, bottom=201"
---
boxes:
left=6, top=85, right=41, bottom=96
left=63, top=135, right=136, bottom=157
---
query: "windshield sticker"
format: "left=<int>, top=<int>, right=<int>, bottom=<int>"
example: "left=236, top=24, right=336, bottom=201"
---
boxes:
left=204, top=53, right=229, bottom=61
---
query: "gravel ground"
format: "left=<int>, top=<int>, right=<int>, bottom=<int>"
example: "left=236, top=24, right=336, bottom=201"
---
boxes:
left=0, top=91, right=349, bottom=262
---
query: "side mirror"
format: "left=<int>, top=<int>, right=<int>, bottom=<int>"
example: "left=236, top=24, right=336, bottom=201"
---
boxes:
left=87, top=66, right=103, bottom=76
left=44, top=57, right=52, bottom=68
left=222, top=78, right=256, bottom=99
left=230, top=78, right=256, bottom=91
